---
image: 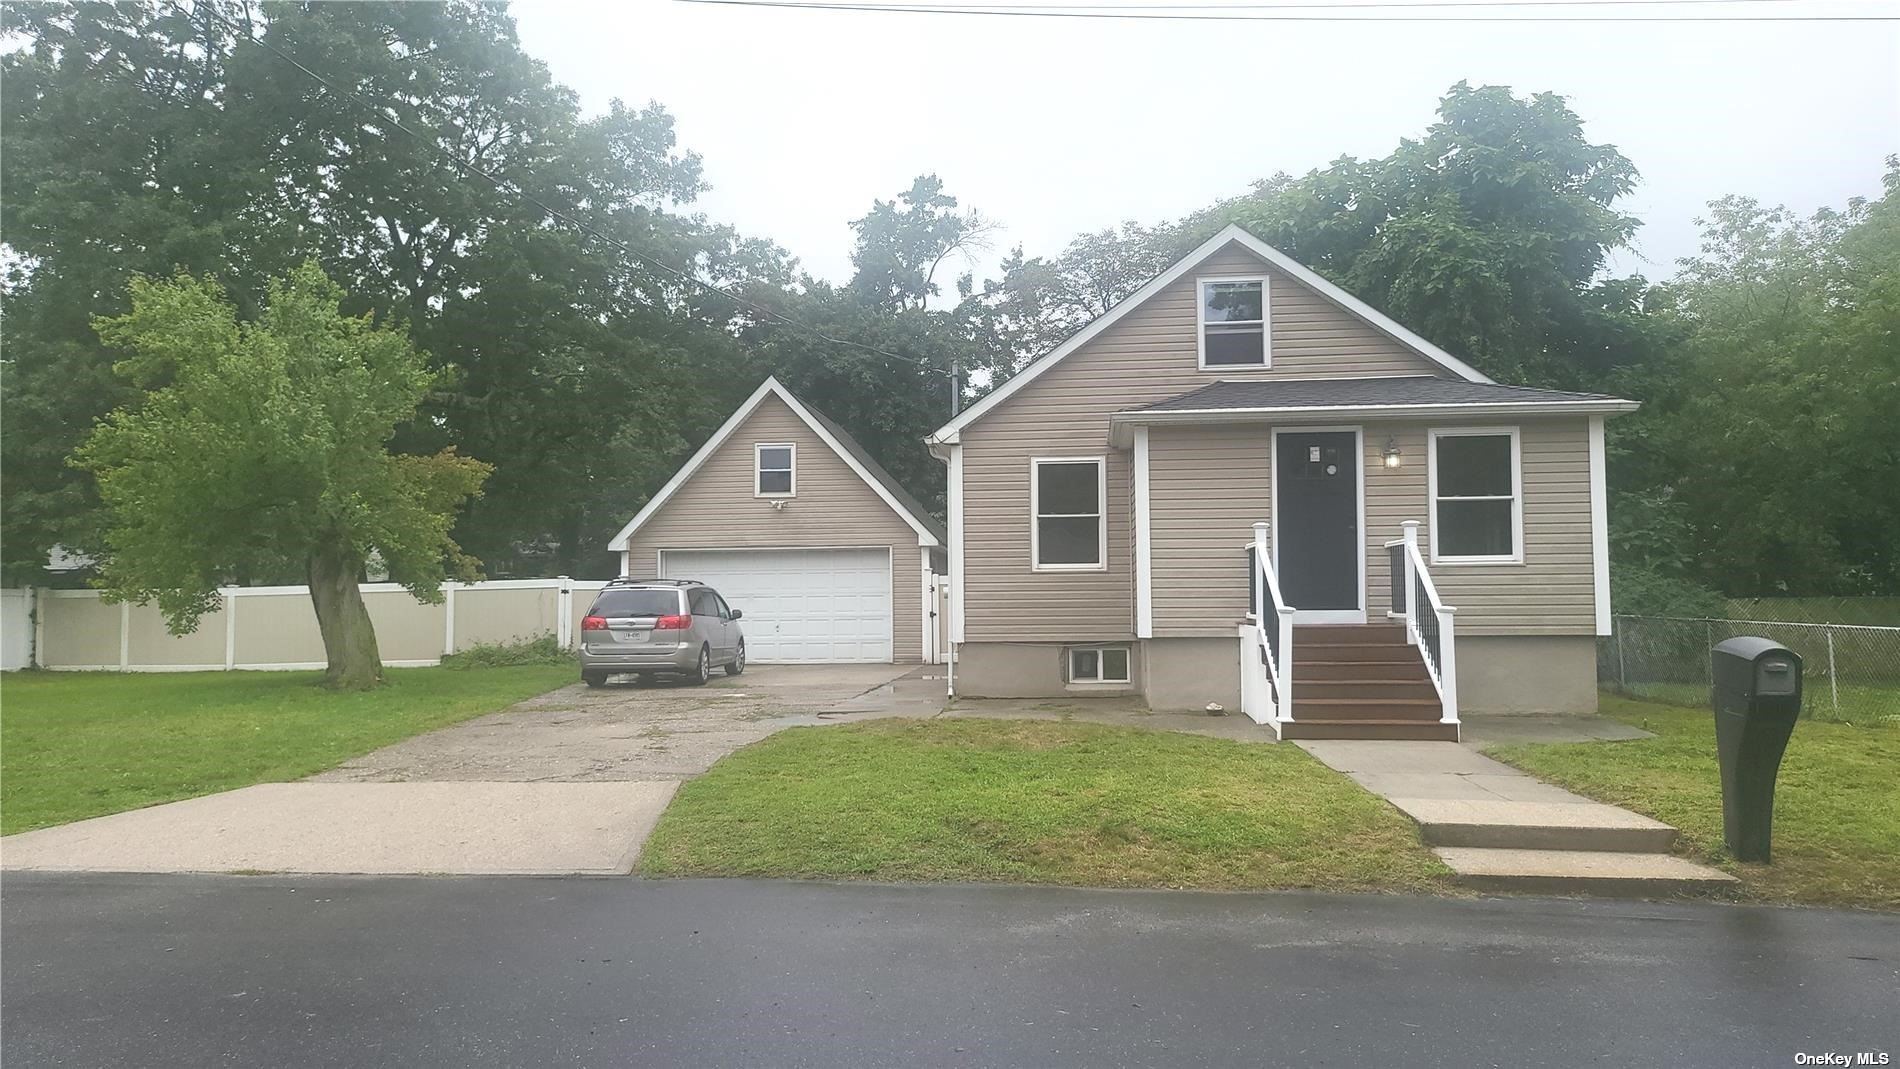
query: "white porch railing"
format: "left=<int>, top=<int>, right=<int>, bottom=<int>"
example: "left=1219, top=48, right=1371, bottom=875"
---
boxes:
left=1239, top=521, right=1295, bottom=729
left=1384, top=520, right=1459, bottom=724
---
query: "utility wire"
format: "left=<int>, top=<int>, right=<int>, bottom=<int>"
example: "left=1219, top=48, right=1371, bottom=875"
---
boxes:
left=769, top=0, right=1814, bottom=7
left=674, top=0, right=1898, bottom=20
left=167, top=0, right=958, bottom=380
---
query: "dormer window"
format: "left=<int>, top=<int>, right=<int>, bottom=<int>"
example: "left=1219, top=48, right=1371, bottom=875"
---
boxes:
left=755, top=443, right=795, bottom=497
left=1198, top=276, right=1268, bottom=369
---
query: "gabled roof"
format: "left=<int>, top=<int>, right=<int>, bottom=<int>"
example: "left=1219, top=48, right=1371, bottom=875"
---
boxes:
left=926, top=223, right=1494, bottom=446
left=606, top=377, right=944, bottom=551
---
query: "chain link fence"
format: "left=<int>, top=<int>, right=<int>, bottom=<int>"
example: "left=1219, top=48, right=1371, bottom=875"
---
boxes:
left=1600, top=615, right=1900, bottom=725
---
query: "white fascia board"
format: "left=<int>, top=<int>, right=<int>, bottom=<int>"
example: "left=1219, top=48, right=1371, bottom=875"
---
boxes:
left=1106, top=399, right=1639, bottom=447
left=924, top=223, right=1496, bottom=446
left=608, top=376, right=941, bottom=551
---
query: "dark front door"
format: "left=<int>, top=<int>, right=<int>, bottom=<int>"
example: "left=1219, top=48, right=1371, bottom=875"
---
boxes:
left=1275, top=430, right=1361, bottom=615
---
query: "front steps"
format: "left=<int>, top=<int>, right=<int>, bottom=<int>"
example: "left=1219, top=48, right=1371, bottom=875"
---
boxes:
left=1285, top=625, right=1457, bottom=741
left=1433, top=848, right=1740, bottom=898
left=1297, top=740, right=1740, bottom=899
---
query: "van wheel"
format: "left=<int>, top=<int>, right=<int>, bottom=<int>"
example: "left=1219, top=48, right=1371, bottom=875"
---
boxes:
left=725, top=640, right=745, bottom=676
left=691, top=645, right=711, bottom=685
left=582, top=671, right=608, bottom=688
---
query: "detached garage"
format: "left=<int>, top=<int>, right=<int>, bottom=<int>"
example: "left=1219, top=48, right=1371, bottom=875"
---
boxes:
left=608, top=378, right=946, bottom=664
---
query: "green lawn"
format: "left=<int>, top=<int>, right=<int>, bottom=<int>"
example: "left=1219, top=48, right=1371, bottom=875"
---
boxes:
left=641, top=718, right=1453, bottom=893
left=1611, top=681, right=1900, bottom=727
left=0, top=665, right=573, bottom=834
left=1488, top=696, right=1900, bottom=909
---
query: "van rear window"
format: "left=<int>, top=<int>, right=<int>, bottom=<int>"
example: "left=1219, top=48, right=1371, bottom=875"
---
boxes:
left=590, top=589, right=681, bottom=617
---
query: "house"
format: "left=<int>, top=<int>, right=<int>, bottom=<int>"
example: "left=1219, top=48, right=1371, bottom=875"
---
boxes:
left=926, top=224, right=1639, bottom=739
left=607, top=377, right=946, bottom=664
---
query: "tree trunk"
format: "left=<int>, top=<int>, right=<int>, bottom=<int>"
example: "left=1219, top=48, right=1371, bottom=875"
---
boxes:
left=307, top=545, right=383, bottom=690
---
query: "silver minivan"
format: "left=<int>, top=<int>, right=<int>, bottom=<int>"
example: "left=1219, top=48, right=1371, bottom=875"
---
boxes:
left=578, top=580, right=745, bottom=687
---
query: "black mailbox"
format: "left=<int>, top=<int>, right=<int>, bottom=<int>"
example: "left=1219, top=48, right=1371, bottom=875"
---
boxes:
left=1710, top=637, right=1802, bottom=863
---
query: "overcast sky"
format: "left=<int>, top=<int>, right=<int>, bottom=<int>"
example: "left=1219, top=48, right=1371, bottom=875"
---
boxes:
left=513, top=0, right=1899, bottom=285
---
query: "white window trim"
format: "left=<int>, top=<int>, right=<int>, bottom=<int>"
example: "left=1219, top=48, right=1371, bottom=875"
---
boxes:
left=1428, top=426, right=1525, bottom=565
left=1068, top=645, right=1131, bottom=684
left=754, top=442, right=796, bottom=499
left=1030, top=456, right=1108, bottom=572
left=1195, top=274, right=1271, bottom=371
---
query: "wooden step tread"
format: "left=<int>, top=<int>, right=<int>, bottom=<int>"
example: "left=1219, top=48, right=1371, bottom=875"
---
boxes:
left=1295, top=697, right=1440, bottom=706
left=1281, top=719, right=1460, bottom=741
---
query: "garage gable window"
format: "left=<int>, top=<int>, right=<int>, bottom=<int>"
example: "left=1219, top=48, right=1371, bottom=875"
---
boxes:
left=1429, top=427, right=1523, bottom=564
left=1032, top=457, right=1105, bottom=571
left=755, top=443, right=795, bottom=497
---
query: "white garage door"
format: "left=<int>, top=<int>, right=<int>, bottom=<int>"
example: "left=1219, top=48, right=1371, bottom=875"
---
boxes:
left=659, top=548, right=893, bottom=663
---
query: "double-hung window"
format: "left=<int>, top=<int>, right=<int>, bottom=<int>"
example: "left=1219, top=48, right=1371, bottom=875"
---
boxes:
left=1032, top=457, right=1105, bottom=570
left=755, top=443, right=795, bottom=497
left=1069, top=646, right=1130, bottom=684
left=1197, top=276, right=1268, bottom=368
left=1430, top=428, right=1522, bottom=563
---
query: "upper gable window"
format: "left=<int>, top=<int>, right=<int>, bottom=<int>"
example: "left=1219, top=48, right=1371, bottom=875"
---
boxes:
left=755, top=443, right=795, bottom=497
left=1198, top=277, right=1268, bottom=369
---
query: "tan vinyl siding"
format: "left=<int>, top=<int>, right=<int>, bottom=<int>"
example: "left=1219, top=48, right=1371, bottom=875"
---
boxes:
left=1149, top=424, right=1271, bottom=637
left=1136, top=418, right=1598, bottom=640
left=620, top=394, right=924, bottom=662
left=1363, top=419, right=1596, bottom=636
left=960, top=240, right=1441, bottom=643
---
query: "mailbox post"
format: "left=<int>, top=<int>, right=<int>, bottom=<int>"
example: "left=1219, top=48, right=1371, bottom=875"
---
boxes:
left=1710, top=637, right=1802, bottom=863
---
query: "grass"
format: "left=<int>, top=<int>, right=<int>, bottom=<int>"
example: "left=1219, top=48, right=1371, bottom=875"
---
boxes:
left=641, top=718, right=1453, bottom=893
left=1612, top=681, right=1900, bottom=727
left=0, top=664, right=573, bottom=834
left=1488, top=696, right=1900, bottom=910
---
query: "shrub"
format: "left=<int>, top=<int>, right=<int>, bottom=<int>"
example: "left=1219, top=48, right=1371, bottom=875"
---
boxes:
left=440, top=634, right=567, bottom=669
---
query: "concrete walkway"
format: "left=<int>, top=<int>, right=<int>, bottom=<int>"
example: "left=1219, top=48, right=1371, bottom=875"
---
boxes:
left=0, top=783, right=677, bottom=876
left=1298, top=740, right=1738, bottom=897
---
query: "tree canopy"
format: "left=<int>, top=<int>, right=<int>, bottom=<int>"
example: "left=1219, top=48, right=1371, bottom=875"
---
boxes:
left=4, top=1, right=1892, bottom=610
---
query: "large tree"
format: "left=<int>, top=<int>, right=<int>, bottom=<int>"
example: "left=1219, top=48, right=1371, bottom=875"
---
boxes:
left=75, top=264, right=490, bottom=689
left=2, top=1, right=778, bottom=582
left=1627, top=167, right=1900, bottom=597
left=970, top=83, right=1662, bottom=394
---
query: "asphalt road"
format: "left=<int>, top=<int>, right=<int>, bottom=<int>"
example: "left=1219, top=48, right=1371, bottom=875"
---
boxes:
left=4, top=874, right=1895, bottom=1068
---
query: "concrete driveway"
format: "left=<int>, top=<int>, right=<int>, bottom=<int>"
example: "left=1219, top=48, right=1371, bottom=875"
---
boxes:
left=2, top=664, right=940, bottom=877
left=314, top=663, right=940, bottom=783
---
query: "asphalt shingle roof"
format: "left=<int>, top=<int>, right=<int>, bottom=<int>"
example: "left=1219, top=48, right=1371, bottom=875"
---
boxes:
left=1130, top=376, right=1622, bottom=413
left=801, top=399, right=948, bottom=545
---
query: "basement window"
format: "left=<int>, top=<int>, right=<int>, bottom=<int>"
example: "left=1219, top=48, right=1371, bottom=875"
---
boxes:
left=1069, top=646, right=1130, bottom=684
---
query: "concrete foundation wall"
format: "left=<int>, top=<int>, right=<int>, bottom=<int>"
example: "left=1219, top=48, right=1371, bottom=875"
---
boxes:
left=955, top=633, right=1597, bottom=716
left=952, top=642, right=1139, bottom=698
left=1457, top=634, right=1599, bottom=714
left=1141, top=638, right=1243, bottom=712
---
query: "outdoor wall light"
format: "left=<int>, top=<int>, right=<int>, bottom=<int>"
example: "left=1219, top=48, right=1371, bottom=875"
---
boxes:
left=1382, top=439, right=1403, bottom=469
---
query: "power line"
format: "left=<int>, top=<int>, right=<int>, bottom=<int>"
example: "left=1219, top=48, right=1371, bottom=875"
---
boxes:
left=166, top=0, right=958, bottom=381
left=763, top=0, right=1812, bottom=7
left=674, top=0, right=1897, bottom=19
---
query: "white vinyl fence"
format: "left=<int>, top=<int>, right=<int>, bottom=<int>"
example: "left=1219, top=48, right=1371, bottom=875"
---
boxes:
left=2, top=580, right=609, bottom=672
left=1, top=588, right=34, bottom=670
